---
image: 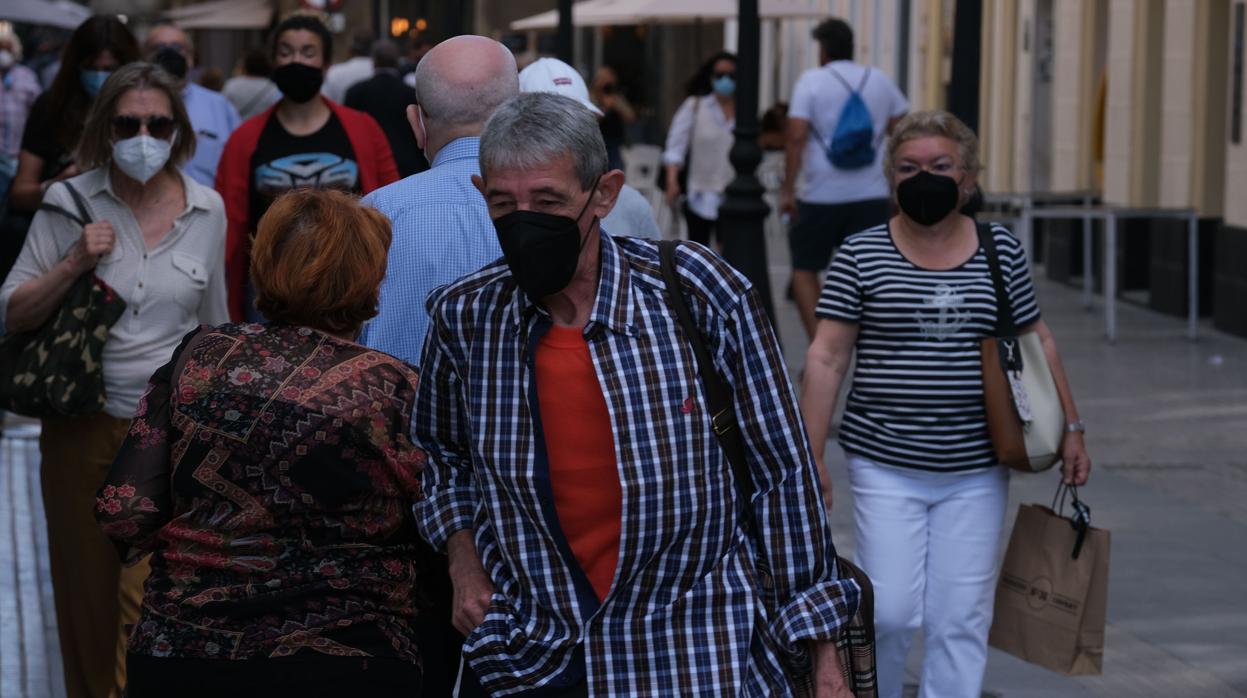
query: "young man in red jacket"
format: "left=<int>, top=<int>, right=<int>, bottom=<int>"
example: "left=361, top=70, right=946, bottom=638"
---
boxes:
left=216, top=13, right=399, bottom=321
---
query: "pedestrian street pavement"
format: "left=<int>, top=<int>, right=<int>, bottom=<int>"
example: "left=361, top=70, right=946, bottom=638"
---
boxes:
left=2, top=224, right=1246, bottom=697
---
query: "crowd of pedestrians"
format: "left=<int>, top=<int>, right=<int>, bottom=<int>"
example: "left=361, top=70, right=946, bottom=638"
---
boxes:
left=0, top=11, right=1094, bottom=698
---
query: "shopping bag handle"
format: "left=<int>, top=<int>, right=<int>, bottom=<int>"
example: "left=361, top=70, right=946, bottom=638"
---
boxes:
left=1052, top=481, right=1091, bottom=560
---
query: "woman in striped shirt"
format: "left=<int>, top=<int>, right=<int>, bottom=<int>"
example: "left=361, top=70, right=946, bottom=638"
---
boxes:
left=800, top=110, right=1091, bottom=698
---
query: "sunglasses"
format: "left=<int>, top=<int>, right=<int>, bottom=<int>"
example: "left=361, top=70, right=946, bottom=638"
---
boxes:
left=112, top=115, right=176, bottom=140
left=713, top=71, right=736, bottom=79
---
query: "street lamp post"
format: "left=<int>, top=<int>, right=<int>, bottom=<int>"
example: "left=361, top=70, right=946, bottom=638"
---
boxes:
left=557, top=0, right=574, bottom=63
left=718, top=0, right=777, bottom=324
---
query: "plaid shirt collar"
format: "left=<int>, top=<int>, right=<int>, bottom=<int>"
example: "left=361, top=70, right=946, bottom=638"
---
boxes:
left=509, top=229, right=641, bottom=338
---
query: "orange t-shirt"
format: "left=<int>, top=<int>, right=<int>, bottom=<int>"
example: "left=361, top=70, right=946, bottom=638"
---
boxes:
left=534, top=325, right=623, bottom=602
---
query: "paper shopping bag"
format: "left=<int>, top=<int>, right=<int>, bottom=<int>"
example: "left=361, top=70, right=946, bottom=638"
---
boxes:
left=988, top=501, right=1110, bottom=675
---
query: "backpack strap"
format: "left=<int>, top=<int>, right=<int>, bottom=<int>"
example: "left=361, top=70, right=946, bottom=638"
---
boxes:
left=658, top=240, right=756, bottom=529
left=827, top=65, right=854, bottom=92
left=855, top=66, right=872, bottom=92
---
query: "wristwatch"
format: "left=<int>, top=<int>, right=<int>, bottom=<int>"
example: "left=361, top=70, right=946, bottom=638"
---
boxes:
left=1066, top=421, right=1086, bottom=434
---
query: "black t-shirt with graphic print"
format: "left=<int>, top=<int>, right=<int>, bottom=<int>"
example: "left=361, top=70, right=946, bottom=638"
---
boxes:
left=248, top=111, right=361, bottom=231
left=816, top=222, right=1042, bottom=472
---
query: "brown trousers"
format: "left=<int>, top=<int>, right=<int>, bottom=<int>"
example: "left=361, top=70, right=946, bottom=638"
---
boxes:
left=40, top=413, right=149, bottom=698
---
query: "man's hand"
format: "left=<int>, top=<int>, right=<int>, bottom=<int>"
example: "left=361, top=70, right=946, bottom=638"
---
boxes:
left=447, top=530, right=495, bottom=637
left=811, top=641, right=853, bottom=698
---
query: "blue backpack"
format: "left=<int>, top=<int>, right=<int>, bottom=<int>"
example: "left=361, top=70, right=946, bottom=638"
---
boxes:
left=824, top=67, right=876, bottom=170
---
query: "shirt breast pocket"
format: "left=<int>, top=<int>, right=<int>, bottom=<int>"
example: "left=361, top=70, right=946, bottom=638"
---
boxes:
left=170, top=251, right=209, bottom=312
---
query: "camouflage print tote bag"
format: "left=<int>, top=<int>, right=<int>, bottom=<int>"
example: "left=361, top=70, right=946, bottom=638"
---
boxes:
left=0, top=181, right=127, bottom=418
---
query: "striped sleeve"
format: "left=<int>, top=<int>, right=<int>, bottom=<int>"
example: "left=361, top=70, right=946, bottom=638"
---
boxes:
left=998, top=228, right=1042, bottom=328
left=815, top=240, right=863, bottom=322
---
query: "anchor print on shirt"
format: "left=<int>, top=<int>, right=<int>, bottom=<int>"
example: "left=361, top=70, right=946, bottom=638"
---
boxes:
left=914, top=284, right=969, bottom=340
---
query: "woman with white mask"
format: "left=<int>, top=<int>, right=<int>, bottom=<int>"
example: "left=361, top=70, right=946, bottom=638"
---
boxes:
left=0, top=61, right=227, bottom=698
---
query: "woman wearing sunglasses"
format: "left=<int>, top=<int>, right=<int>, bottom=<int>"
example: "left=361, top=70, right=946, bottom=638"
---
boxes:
left=0, top=61, right=228, bottom=698
left=661, top=51, right=737, bottom=247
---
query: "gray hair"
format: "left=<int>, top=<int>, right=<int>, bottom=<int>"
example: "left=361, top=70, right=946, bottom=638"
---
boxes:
left=479, top=92, right=608, bottom=190
left=413, top=39, right=517, bottom=129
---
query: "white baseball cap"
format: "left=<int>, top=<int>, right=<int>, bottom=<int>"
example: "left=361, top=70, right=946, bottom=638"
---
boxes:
left=518, top=57, right=604, bottom=117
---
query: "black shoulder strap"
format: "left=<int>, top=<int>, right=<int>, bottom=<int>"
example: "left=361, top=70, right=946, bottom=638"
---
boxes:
left=976, top=222, right=1015, bottom=336
left=658, top=240, right=756, bottom=526
left=37, top=180, right=93, bottom=228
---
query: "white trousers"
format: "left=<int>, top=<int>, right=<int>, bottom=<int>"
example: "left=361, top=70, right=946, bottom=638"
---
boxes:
left=846, top=455, right=1009, bottom=698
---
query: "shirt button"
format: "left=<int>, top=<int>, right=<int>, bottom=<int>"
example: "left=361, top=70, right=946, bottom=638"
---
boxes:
left=138, top=282, right=143, bottom=288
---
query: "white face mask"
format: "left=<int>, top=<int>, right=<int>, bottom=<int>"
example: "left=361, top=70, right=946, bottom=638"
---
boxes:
left=0, top=50, right=14, bottom=70
left=112, top=134, right=172, bottom=184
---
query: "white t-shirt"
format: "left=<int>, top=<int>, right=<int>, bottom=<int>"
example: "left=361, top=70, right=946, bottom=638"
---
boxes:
left=788, top=61, right=909, bottom=205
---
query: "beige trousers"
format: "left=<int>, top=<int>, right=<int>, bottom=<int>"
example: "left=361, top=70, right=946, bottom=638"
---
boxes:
left=40, top=413, right=150, bottom=698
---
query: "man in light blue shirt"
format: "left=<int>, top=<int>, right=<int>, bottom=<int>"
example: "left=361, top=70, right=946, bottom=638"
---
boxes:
left=146, top=23, right=241, bottom=187
left=360, top=35, right=518, bottom=365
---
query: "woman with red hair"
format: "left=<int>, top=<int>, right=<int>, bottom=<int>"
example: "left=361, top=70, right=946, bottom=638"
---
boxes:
left=95, top=189, right=426, bottom=697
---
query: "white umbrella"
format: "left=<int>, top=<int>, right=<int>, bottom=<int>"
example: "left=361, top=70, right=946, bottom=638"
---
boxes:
left=162, top=0, right=273, bottom=30
left=511, top=0, right=825, bottom=30
left=0, top=0, right=92, bottom=30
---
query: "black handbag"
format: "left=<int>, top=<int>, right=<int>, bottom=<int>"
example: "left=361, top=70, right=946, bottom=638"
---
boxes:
left=658, top=240, right=877, bottom=696
left=0, top=181, right=128, bottom=418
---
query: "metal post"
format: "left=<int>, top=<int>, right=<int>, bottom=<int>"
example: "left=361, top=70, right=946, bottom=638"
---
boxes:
left=718, top=0, right=776, bottom=323
left=1020, top=197, right=1034, bottom=262
left=1188, top=212, right=1199, bottom=340
left=557, top=0, right=574, bottom=63
left=1105, top=211, right=1117, bottom=343
left=1081, top=206, right=1093, bottom=310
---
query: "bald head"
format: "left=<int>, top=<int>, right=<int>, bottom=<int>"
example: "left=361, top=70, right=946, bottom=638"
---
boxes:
left=414, top=35, right=517, bottom=133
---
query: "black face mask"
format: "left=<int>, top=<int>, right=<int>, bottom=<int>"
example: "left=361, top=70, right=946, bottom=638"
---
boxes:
left=896, top=170, right=961, bottom=226
left=494, top=178, right=600, bottom=300
left=152, top=46, right=188, bottom=80
left=272, top=62, right=323, bottom=104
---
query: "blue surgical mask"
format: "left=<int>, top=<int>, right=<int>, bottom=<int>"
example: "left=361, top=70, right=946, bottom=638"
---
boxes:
left=711, top=75, right=736, bottom=97
left=80, top=69, right=111, bottom=97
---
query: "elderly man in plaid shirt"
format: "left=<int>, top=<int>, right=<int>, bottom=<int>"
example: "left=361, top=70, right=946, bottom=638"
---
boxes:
left=414, top=92, right=860, bottom=697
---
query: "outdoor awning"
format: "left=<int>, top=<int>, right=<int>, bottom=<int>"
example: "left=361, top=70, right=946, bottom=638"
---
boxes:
left=162, top=0, right=273, bottom=30
left=0, top=0, right=92, bottom=30
left=510, top=0, right=825, bottom=30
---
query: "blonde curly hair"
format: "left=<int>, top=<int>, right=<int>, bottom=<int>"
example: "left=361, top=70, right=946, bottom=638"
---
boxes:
left=883, top=110, right=982, bottom=184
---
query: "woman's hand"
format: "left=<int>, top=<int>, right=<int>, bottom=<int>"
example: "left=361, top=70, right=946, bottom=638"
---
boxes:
left=779, top=187, right=797, bottom=220
left=66, top=221, right=116, bottom=275
left=1061, top=431, right=1091, bottom=486
left=814, top=453, right=834, bottom=513
left=663, top=171, right=681, bottom=207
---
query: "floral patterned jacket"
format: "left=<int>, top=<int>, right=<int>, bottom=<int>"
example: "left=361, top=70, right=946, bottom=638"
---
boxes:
left=96, top=323, right=426, bottom=663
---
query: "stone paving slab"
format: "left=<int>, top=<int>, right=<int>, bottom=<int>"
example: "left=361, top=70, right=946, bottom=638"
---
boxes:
left=0, top=422, right=65, bottom=698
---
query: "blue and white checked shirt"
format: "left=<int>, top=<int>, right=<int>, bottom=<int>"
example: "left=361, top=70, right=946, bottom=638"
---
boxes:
left=360, top=137, right=500, bottom=364
left=414, top=233, right=859, bottom=696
